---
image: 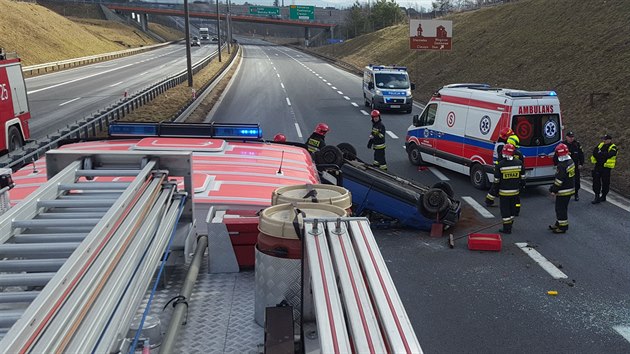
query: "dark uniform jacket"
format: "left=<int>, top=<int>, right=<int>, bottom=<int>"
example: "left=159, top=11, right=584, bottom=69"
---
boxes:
left=369, top=120, right=386, bottom=149
left=553, top=140, right=584, bottom=166
left=306, top=132, right=326, bottom=153
left=493, top=158, right=525, bottom=196
left=549, top=159, right=575, bottom=196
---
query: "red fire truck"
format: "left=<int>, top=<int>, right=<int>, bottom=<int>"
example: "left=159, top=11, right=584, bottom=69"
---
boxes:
left=0, top=51, right=30, bottom=154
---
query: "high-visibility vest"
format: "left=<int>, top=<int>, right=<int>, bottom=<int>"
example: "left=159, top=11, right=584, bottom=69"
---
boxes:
left=590, top=142, right=617, bottom=168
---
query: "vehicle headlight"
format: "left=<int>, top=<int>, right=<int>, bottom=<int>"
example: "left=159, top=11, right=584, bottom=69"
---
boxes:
left=376, top=89, right=382, bottom=96
left=406, top=89, right=412, bottom=96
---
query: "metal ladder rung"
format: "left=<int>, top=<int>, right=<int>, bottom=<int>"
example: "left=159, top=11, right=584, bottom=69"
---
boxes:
left=76, top=169, right=143, bottom=177
left=12, top=233, right=89, bottom=243
left=0, top=243, right=80, bottom=256
left=0, top=310, right=24, bottom=328
left=44, top=207, right=110, bottom=213
left=0, top=259, right=66, bottom=272
left=0, top=291, right=40, bottom=304
left=37, top=212, right=106, bottom=219
left=37, top=200, right=115, bottom=208
left=13, top=219, right=101, bottom=228
left=0, top=273, right=56, bottom=287
left=57, top=195, right=120, bottom=200
left=58, top=183, right=131, bottom=191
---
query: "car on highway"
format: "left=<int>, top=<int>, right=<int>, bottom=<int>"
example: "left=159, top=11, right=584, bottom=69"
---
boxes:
left=191, top=36, right=201, bottom=46
left=211, top=36, right=218, bottom=42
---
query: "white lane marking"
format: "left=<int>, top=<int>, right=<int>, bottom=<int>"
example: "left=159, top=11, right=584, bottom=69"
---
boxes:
left=327, top=83, right=332, bottom=86
left=322, top=79, right=327, bottom=82
left=273, top=67, right=277, bottom=71
left=351, top=102, right=359, bottom=107
left=360, top=110, right=370, bottom=116
left=428, top=167, right=450, bottom=181
left=276, top=73, right=280, bottom=78
left=332, top=86, right=337, bottom=90
left=58, top=97, right=81, bottom=106
left=28, top=62, right=134, bottom=94
left=286, top=97, right=291, bottom=106
left=580, top=179, right=630, bottom=212
left=294, top=123, right=303, bottom=138
left=343, top=96, right=350, bottom=100
left=280, top=83, right=285, bottom=89
left=613, top=326, right=630, bottom=343
left=337, top=90, right=344, bottom=95
left=109, top=81, right=123, bottom=87
left=140, top=71, right=149, bottom=75
left=462, top=196, right=494, bottom=218
left=516, top=243, right=568, bottom=279
left=386, top=131, right=398, bottom=139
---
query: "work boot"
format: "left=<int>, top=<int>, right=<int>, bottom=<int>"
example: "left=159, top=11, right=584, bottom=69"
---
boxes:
left=552, top=228, right=566, bottom=234
left=600, top=194, right=607, bottom=202
left=591, top=195, right=600, bottom=204
left=498, top=227, right=512, bottom=234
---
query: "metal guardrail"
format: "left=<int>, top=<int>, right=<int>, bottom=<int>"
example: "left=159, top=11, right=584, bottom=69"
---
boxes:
left=22, top=42, right=175, bottom=76
left=0, top=44, right=233, bottom=170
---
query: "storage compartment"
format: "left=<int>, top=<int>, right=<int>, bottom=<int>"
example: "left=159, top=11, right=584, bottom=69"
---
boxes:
left=222, top=210, right=260, bottom=267
left=467, top=233, right=502, bottom=251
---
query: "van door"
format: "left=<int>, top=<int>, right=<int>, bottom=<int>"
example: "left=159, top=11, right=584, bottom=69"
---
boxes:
left=409, top=103, right=439, bottom=164
left=363, top=70, right=374, bottom=106
left=511, top=110, right=560, bottom=182
left=434, top=102, right=467, bottom=173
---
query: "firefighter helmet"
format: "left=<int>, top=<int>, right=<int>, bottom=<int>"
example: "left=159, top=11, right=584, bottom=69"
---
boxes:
left=273, top=133, right=286, bottom=142
left=370, top=109, right=381, bottom=118
left=315, top=123, right=329, bottom=135
left=499, top=127, right=514, bottom=140
left=507, top=134, right=520, bottom=147
left=555, top=143, right=570, bottom=157
left=502, top=143, right=515, bottom=157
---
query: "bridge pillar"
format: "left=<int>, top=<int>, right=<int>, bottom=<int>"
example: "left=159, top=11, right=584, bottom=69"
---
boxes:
left=304, top=27, right=311, bottom=47
left=140, top=13, right=148, bottom=32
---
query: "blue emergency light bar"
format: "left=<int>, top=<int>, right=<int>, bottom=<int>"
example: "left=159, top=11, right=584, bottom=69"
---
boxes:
left=108, top=122, right=263, bottom=140
left=369, top=64, right=407, bottom=72
left=505, top=90, right=558, bottom=97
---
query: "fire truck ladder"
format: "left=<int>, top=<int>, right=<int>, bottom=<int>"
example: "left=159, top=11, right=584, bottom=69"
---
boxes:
left=0, top=150, right=194, bottom=353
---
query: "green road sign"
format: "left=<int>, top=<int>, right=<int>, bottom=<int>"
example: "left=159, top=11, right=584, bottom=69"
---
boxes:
left=248, top=6, right=280, bottom=16
left=289, top=5, right=314, bottom=20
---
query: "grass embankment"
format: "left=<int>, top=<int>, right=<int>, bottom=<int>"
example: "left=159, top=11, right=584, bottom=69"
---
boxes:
left=314, top=0, right=630, bottom=195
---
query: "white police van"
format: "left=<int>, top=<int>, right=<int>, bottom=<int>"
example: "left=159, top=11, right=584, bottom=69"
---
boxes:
left=363, top=65, right=415, bottom=113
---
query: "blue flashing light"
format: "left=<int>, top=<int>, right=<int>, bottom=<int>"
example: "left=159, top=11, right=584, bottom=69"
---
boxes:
left=108, top=122, right=263, bottom=140
left=549, top=91, right=557, bottom=96
left=214, top=126, right=263, bottom=139
left=109, top=123, right=158, bottom=136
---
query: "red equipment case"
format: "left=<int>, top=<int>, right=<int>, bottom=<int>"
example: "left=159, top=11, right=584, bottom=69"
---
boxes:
left=467, top=233, right=502, bottom=251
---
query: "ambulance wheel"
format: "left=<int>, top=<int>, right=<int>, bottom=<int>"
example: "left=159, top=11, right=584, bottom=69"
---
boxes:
left=470, top=163, right=490, bottom=190
left=7, top=126, right=23, bottom=152
left=407, top=144, right=423, bottom=165
left=336, top=143, right=357, bottom=161
left=315, top=145, right=344, bottom=167
left=418, top=188, right=451, bottom=220
left=432, top=181, right=455, bottom=198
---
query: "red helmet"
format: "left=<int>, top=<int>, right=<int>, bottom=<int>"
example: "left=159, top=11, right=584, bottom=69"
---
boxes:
left=502, top=143, right=515, bottom=157
left=499, top=127, right=514, bottom=140
left=273, top=133, right=286, bottom=142
left=315, top=123, right=329, bottom=135
left=370, top=109, right=381, bottom=118
left=555, top=143, right=569, bottom=157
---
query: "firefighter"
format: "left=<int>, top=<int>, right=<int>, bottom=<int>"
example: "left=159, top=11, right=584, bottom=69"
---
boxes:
left=486, top=128, right=525, bottom=212
left=553, top=131, right=584, bottom=200
left=549, top=143, right=575, bottom=233
left=306, top=123, right=328, bottom=155
left=591, top=134, right=617, bottom=204
left=492, top=127, right=513, bottom=164
left=493, top=144, right=524, bottom=234
left=273, top=133, right=287, bottom=143
left=368, top=110, right=387, bottom=171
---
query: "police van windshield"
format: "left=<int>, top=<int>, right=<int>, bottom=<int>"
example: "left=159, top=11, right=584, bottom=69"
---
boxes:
left=511, top=114, right=561, bottom=147
left=374, top=73, right=410, bottom=89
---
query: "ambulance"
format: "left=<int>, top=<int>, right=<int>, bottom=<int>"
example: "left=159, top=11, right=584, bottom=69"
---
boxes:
left=405, top=83, right=562, bottom=189
left=363, top=65, right=415, bottom=113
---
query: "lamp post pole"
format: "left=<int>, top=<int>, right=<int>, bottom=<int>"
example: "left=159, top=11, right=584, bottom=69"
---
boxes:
left=184, top=0, right=193, bottom=86
left=216, top=0, right=222, bottom=62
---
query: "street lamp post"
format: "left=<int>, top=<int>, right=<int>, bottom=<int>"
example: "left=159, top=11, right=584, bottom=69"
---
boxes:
left=216, top=0, right=222, bottom=62
left=184, top=0, right=193, bottom=87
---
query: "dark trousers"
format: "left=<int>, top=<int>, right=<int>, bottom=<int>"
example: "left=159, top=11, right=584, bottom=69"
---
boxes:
left=555, top=195, right=571, bottom=230
left=574, top=167, right=581, bottom=193
left=373, top=148, right=386, bottom=167
left=499, top=195, right=518, bottom=231
left=592, top=167, right=611, bottom=197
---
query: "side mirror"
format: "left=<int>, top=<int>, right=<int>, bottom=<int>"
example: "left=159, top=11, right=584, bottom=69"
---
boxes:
left=368, top=82, right=374, bottom=90
left=412, top=114, right=420, bottom=126
left=410, top=83, right=416, bottom=90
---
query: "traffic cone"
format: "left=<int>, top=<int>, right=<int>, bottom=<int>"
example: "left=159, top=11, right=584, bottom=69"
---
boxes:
left=192, top=88, right=196, bottom=100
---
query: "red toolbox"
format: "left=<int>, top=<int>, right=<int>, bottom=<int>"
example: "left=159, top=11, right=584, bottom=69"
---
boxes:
left=467, top=233, right=502, bottom=251
left=222, top=210, right=261, bottom=267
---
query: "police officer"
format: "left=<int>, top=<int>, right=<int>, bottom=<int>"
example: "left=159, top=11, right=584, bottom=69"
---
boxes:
left=493, top=144, right=524, bottom=234
left=368, top=110, right=387, bottom=171
left=549, top=143, right=575, bottom=234
left=591, top=134, right=617, bottom=204
left=553, top=131, right=584, bottom=200
left=306, top=123, right=328, bottom=155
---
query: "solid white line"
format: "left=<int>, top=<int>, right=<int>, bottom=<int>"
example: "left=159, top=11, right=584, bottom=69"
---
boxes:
left=428, top=167, right=450, bottom=181
left=580, top=179, right=630, bottom=212
left=515, top=243, right=568, bottom=279
left=337, top=90, right=344, bottom=95
left=613, top=326, right=630, bottom=343
left=386, top=131, right=398, bottom=139
left=462, top=196, right=494, bottom=218
left=360, top=110, right=370, bottom=116
left=109, top=81, right=123, bottom=87
left=58, top=97, right=81, bottom=106
left=343, top=96, right=350, bottom=100
left=294, top=123, right=303, bottom=138
left=286, top=97, right=291, bottom=106
left=351, top=102, right=359, bottom=107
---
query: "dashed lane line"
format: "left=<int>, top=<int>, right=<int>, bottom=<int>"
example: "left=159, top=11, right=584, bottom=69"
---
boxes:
left=59, top=97, right=81, bottom=106
left=360, top=110, right=369, bottom=116
left=613, top=326, right=630, bottom=344
left=294, top=123, right=303, bottom=138
left=343, top=96, right=350, bottom=100
left=286, top=97, right=291, bottom=106
left=386, top=131, right=398, bottom=139
left=516, top=243, right=568, bottom=279
left=461, top=196, right=494, bottom=218
left=428, top=167, right=450, bottom=181
left=351, top=102, right=359, bottom=107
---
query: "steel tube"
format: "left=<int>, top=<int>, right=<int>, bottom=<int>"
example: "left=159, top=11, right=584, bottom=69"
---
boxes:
left=0, top=291, right=40, bottom=304
left=0, top=259, right=65, bottom=272
left=0, top=273, right=55, bottom=287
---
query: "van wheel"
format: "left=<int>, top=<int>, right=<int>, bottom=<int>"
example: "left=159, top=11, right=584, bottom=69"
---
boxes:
left=407, top=144, right=423, bottom=166
left=336, top=143, right=357, bottom=161
left=417, top=188, right=451, bottom=220
left=470, top=163, right=490, bottom=190
left=7, top=126, right=23, bottom=152
left=315, top=145, right=344, bottom=166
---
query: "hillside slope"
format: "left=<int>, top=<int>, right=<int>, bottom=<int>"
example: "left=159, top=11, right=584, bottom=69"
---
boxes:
left=316, top=0, right=630, bottom=195
left=0, top=0, right=169, bottom=65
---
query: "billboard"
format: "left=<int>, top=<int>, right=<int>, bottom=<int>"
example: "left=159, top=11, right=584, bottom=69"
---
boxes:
left=289, top=5, right=315, bottom=20
left=248, top=6, right=280, bottom=16
left=409, top=20, right=452, bottom=51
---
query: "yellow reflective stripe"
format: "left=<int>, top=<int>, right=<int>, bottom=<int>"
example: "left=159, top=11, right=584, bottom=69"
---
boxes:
left=499, top=189, right=519, bottom=196
left=500, top=166, right=521, bottom=171
left=373, top=144, right=386, bottom=149
left=557, top=189, right=575, bottom=196
left=558, top=220, right=569, bottom=226
left=486, top=194, right=495, bottom=200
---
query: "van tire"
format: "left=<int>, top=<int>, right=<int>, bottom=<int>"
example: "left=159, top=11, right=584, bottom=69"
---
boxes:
left=336, top=143, right=357, bottom=161
left=315, top=145, right=344, bottom=166
left=407, top=144, right=423, bottom=166
left=470, top=163, right=490, bottom=190
left=431, top=181, right=455, bottom=198
left=7, top=126, right=23, bottom=152
left=418, top=188, right=451, bottom=220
